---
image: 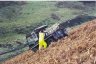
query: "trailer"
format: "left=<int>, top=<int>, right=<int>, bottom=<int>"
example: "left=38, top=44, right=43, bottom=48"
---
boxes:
left=26, top=23, right=68, bottom=52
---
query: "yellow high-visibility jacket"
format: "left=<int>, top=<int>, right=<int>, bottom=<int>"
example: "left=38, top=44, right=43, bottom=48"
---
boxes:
left=39, top=32, right=45, bottom=42
left=39, top=32, right=47, bottom=49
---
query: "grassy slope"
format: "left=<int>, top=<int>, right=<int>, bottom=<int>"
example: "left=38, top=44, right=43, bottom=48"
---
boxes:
left=0, top=1, right=96, bottom=62
left=0, top=2, right=81, bottom=62
left=3, top=19, right=96, bottom=64
left=0, top=2, right=81, bottom=43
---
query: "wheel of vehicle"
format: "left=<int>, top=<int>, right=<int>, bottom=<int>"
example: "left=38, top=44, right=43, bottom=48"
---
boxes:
left=57, top=29, right=64, bottom=38
left=30, top=44, right=38, bottom=52
left=31, top=47, right=37, bottom=52
left=52, top=32, right=58, bottom=40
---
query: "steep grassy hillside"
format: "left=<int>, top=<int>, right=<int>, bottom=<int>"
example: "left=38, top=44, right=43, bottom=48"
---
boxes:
left=3, top=19, right=96, bottom=64
left=0, top=1, right=96, bottom=62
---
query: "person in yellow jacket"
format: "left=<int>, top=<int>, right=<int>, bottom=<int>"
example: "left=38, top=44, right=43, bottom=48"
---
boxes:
left=39, top=30, right=47, bottom=50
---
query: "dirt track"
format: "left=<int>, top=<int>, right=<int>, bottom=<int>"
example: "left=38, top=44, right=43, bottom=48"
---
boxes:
left=2, top=19, right=96, bottom=64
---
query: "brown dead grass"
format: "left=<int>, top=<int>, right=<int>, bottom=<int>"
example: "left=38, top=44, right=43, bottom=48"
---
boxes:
left=2, top=19, right=96, bottom=64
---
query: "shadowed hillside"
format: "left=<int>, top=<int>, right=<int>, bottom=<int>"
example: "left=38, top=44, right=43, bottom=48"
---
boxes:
left=2, top=19, right=96, bottom=64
